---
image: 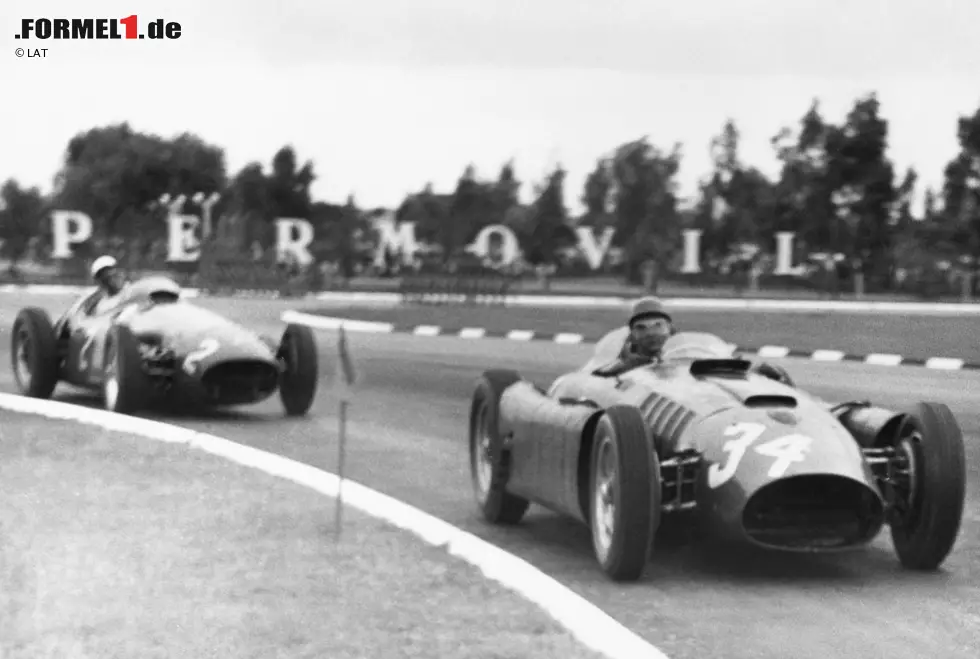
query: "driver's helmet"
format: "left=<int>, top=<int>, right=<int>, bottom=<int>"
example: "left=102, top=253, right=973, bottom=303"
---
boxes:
left=90, top=255, right=125, bottom=295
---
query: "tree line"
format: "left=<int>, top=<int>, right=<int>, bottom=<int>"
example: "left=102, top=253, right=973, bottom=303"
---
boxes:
left=2, top=91, right=979, bottom=290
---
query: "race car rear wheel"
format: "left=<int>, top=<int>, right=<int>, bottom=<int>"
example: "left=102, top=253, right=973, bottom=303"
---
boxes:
left=11, top=307, right=60, bottom=399
left=102, top=325, right=150, bottom=415
left=589, top=405, right=661, bottom=582
left=277, top=323, right=318, bottom=416
left=469, top=370, right=529, bottom=525
left=888, top=402, right=966, bottom=571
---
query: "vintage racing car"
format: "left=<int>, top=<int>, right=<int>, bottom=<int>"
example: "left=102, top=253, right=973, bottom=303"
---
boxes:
left=11, top=275, right=319, bottom=416
left=469, top=329, right=966, bottom=582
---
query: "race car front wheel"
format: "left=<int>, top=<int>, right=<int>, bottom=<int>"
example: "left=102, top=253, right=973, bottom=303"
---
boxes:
left=102, top=325, right=149, bottom=415
left=11, top=307, right=59, bottom=399
left=888, top=402, right=966, bottom=571
left=277, top=323, right=318, bottom=416
left=589, top=405, right=661, bottom=582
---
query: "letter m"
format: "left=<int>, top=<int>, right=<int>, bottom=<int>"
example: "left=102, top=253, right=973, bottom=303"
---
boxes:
left=72, top=19, right=94, bottom=39
left=373, top=217, right=418, bottom=268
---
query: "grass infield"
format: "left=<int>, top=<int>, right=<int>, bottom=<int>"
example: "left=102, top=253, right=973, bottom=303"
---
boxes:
left=0, top=411, right=604, bottom=659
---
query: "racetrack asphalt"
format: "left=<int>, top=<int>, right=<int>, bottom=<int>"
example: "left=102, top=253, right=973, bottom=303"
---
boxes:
left=298, top=302, right=980, bottom=364
left=2, top=293, right=978, bottom=659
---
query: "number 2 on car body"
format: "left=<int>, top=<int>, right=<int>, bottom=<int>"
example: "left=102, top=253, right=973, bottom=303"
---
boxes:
left=77, top=332, right=95, bottom=374
left=707, top=422, right=813, bottom=488
left=183, top=339, right=220, bottom=374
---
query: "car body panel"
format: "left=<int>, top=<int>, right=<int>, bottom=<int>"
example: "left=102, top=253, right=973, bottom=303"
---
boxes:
left=495, top=330, right=889, bottom=549
left=52, top=276, right=280, bottom=405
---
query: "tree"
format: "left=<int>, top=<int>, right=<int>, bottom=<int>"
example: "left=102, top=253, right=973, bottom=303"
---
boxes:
left=0, top=179, right=46, bottom=270
left=493, top=160, right=521, bottom=214
left=521, top=166, right=575, bottom=265
left=267, top=146, right=316, bottom=219
left=219, top=162, right=270, bottom=250
left=771, top=100, right=837, bottom=253
left=826, top=93, right=897, bottom=286
left=580, top=158, right=614, bottom=231
left=447, top=164, right=497, bottom=263
left=217, top=146, right=318, bottom=251
left=608, top=137, right=683, bottom=286
left=52, top=123, right=227, bottom=256
left=695, top=120, right=777, bottom=262
left=941, top=104, right=980, bottom=261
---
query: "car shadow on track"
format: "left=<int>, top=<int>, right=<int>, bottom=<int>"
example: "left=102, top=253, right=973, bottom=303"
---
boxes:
left=481, top=507, right=929, bottom=587
left=50, top=389, right=277, bottom=425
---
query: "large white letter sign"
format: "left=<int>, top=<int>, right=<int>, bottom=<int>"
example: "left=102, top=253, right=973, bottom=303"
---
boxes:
left=275, top=218, right=314, bottom=267
left=193, top=191, right=221, bottom=240
left=373, top=217, right=419, bottom=268
left=680, top=229, right=703, bottom=274
left=465, top=224, right=521, bottom=266
left=166, top=214, right=201, bottom=262
left=575, top=226, right=615, bottom=270
left=50, top=210, right=93, bottom=259
left=773, top=231, right=800, bottom=276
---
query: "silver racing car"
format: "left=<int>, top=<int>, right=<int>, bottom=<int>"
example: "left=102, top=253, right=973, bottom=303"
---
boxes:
left=11, top=275, right=318, bottom=416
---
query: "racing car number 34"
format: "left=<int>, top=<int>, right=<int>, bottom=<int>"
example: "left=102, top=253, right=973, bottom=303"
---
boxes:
left=707, top=422, right=813, bottom=488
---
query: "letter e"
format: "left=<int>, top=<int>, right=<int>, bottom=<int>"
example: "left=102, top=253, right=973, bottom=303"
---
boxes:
left=167, top=214, right=201, bottom=261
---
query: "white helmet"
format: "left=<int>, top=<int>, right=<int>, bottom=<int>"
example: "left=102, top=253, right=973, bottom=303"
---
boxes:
left=90, top=255, right=118, bottom=279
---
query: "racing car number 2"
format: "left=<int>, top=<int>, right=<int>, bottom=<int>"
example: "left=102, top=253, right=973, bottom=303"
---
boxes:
left=707, top=422, right=813, bottom=489
left=183, top=338, right=220, bottom=375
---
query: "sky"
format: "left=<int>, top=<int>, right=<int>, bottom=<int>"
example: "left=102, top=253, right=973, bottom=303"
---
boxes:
left=1, top=0, right=978, bottom=215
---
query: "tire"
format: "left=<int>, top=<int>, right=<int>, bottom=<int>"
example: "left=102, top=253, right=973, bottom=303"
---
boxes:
left=589, top=405, right=661, bottom=582
left=889, top=402, right=966, bottom=571
left=103, top=325, right=150, bottom=415
left=11, top=307, right=60, bottom=399
left=278, top=323, right=319, bottom=416
left=469, top=370, right=530, bottom=525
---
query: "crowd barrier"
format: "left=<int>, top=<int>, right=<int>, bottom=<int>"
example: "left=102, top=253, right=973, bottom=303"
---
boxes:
left=399, top=273, right=515, bottom=305
left=195, top=256, right=309, bottom=297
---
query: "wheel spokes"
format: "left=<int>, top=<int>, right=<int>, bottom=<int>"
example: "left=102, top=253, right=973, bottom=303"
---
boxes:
left=593, top=437, right=619, bottom=558
left=474, top=404, right=494, bottom=499
left=13, top=329, right=32, bottom=388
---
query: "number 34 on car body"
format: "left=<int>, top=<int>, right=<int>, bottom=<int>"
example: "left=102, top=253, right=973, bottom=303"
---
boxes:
left=707, top=422, right=813, bottom=489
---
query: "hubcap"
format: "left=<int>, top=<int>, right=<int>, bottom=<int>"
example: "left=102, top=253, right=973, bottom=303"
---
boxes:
left=897, top=430, right=921, bottom=511
left=104, top=343, right=119, bottom=410
left=13, top=328, right=32, bottom=390
left=592, top=434, right=619, bottom=562
left=473, top=403, right=494, bottom=502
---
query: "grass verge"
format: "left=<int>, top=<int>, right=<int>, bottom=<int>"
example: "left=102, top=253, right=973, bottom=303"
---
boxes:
left=0, top=411, right=604, bottom=659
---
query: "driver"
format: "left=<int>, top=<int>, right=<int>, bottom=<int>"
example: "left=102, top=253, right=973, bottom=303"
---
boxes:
left=595, top=296, right=675, bottom=376
left=90, top=255, right=129, bottom=314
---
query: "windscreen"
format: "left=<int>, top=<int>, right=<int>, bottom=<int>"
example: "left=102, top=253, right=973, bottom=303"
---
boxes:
left=661, top=332, right=736, bottom=360
left=122, top=275, right=183, bottom=304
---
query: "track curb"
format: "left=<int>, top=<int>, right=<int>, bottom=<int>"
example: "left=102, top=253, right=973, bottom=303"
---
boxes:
left=0, top=393, right=669, bottom=659
left=281, top=310, right=980, bottom=372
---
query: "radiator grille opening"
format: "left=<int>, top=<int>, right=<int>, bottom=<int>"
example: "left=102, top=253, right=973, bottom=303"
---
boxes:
left=201, top=360, right=280, bottom=404
left=742, top=475, right=884, bottom=550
